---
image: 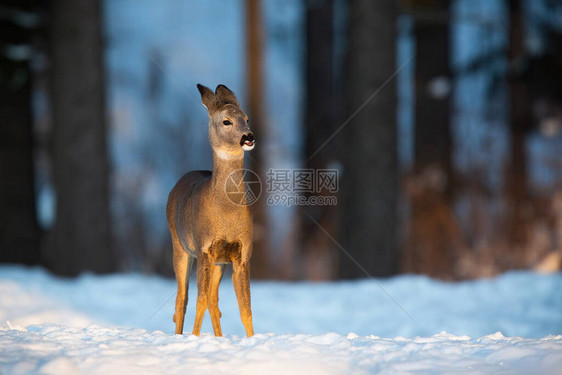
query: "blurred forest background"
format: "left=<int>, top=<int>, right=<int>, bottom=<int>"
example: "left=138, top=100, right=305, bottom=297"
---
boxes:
left=1, top=0, right=562, bottom=280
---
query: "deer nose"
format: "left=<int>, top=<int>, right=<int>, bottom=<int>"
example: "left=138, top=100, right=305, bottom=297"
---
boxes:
left=240, top=132, right=255, bottom=149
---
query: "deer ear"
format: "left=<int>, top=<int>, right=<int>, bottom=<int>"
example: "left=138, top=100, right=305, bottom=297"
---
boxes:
left=215, top=84, right=239, bottom=106
left=197, top=84, right=217, bottom=111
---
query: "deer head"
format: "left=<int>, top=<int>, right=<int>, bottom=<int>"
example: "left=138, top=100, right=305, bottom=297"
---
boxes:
left=197, top=84, right=255, bottom=159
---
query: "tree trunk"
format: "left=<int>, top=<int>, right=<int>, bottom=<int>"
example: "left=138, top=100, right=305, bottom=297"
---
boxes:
left=0, top=65, right=40, bottom=265
left=245, top=0, right=270, bottom=279
left=45, top=0, right=114, bottom=275
left=403, top=3, right=459, bottom=279
left=301, top=0, right=339, bottom=280
left=413, top=14, right=452, bottom=180
left=0, top=3, right=46, bottom=266
left=505, top=0, right=531, bottom=257
left=339, top=0, right=399, bottom=278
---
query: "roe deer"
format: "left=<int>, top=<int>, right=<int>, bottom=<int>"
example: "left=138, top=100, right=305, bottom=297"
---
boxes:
left=166, top=84, right=256, bottom=337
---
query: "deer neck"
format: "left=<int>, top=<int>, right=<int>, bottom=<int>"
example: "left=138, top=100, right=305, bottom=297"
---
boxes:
left=211, top=150, right=244, bottom=191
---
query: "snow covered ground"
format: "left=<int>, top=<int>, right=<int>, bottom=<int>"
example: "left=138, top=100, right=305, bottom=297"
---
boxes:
left=0, top=266, right=561, bottom=374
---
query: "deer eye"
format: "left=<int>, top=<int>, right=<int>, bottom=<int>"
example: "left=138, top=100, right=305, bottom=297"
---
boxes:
left=223, top=120, right=232, bottom=126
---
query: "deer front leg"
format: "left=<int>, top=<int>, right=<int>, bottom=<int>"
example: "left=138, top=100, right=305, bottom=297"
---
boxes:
left=173, top=239, right=194, bottom=335
left=208, top=264, right=226, bottom=336
left=232, top=258, right=254, bottom=337
left=192, top=251, right=213, bottom=336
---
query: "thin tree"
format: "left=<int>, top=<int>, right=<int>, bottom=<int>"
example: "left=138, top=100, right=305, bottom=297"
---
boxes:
left=245, top=0, right=270, bottom=279
left=505, top=0, right=531, bottom=256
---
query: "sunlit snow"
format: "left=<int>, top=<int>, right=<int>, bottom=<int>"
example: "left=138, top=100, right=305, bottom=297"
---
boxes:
left=1, top=266, right=561, bottom=374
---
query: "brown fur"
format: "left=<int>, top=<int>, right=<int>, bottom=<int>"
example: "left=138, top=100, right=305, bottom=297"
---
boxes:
left=166, top=84, right=255, bottom=337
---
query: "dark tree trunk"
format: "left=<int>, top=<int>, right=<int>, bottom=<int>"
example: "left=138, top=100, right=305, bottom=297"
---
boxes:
left=44, top=0, right=114, bottom=275
left=402, top=2, right=459, bottom=279
left=413, top=15, right=452, bottom=181
left=505, top=0, right=531, bottom=255
left=301, top=0, right=339, bottom=280
left=0, top=67, right=40, bottom=265
left=339, top=0, right=399, bottom=278
left=0, top=3, right=45, bottom=265
left=245, top=0, right=270, bottom=279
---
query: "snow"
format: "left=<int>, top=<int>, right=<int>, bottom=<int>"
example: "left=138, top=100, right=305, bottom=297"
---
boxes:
left=1, top=266, right=561, bottom=374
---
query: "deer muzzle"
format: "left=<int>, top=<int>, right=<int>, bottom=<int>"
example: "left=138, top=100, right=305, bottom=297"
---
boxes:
left=240, top=133, right=255, bottom=151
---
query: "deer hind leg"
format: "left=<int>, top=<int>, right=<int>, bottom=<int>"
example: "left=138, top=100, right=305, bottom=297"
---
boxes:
left=232, top=259, right=254, bottom=337
left=208, top=264, right=226, bottom=336
left=172, top=239, right=194, bottom=335
left=192, top=251, right=214, bottom=336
